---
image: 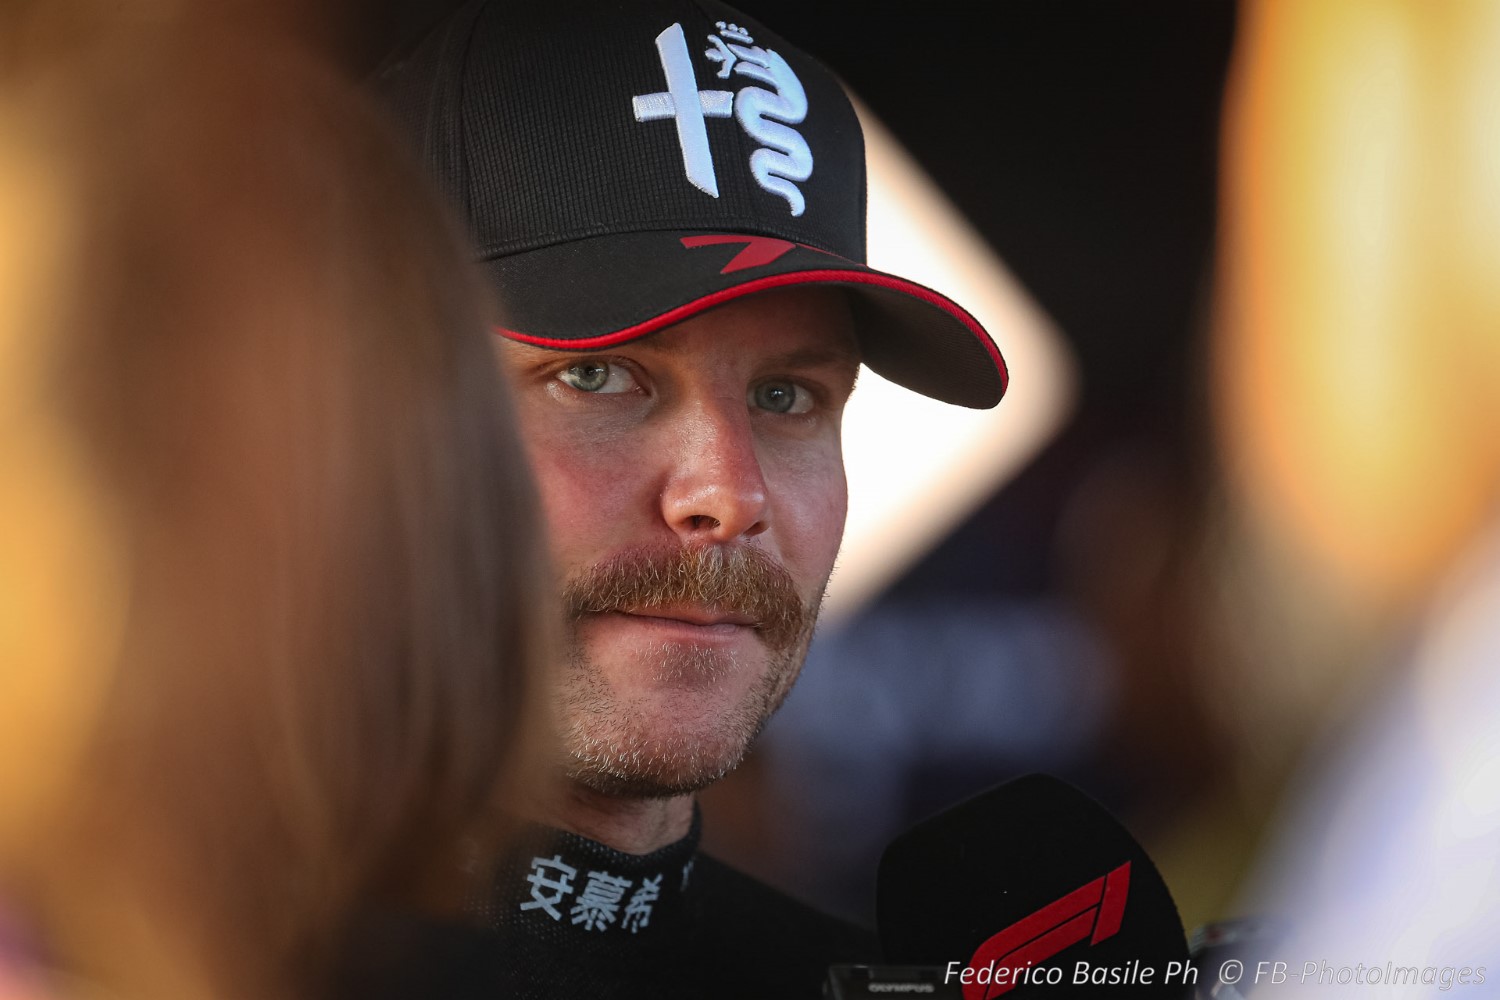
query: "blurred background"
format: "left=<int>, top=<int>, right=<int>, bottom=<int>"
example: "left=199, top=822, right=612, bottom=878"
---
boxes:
left=6, top=0, right=1499, bottom=970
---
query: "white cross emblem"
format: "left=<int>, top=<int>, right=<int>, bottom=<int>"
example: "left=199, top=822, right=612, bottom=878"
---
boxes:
left=631, top=23, right=734, bottom=197
left=630, top=21, right=814, bottom=216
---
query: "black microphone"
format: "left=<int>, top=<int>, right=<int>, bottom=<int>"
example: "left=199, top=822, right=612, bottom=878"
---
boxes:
left=874, top=774, right=1191, bottom=998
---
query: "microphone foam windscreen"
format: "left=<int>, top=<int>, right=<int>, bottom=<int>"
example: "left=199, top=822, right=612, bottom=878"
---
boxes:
left=878, top=774, right=1188, bottom=997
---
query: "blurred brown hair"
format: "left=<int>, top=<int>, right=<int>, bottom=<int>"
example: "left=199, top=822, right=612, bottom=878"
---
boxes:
left=1, top=28, right=548, bottom=999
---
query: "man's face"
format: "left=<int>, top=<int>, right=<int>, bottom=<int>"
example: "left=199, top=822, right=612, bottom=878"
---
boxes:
left=499, top=287, right=859, bottom=798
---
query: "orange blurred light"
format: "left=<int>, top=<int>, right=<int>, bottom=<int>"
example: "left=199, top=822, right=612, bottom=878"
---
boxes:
left=1217, top=0, right=1500, bottom=616
left=0, top=109, right=126, bottom=869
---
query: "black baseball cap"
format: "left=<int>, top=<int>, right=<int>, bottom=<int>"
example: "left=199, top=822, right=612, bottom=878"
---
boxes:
left=379, top=0, right=1008, bottom=408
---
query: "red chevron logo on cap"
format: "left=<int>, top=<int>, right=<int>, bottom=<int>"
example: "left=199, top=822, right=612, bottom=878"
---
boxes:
left=680, top=234, right=797, bottom=273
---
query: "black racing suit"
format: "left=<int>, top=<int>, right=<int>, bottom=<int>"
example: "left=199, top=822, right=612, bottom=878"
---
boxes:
left=336, top=811, right=879, bottom=999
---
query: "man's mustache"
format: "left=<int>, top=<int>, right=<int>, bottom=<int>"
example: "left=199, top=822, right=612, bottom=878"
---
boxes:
left=561, top=544, right=813, bottom=652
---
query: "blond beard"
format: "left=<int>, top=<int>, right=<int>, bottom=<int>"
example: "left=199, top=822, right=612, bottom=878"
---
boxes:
left=555, top=544, right=820, bottom=798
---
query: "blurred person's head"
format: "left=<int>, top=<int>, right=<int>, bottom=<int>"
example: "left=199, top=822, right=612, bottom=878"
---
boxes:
left=1217, top=0, right=1500, bottom=623
left=379, top=1, right=1008, bottom=814
left=0, top=29, right=547, bottom=998
left=1215, top=6, right=1500, bottom=969
left=1202, top=0, right=1500, bottom=769
left=0, top=0, right=388, bottom=81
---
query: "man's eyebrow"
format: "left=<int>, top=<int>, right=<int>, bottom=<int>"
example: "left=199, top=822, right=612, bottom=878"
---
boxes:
left=759, top=345, right=862, bottom=372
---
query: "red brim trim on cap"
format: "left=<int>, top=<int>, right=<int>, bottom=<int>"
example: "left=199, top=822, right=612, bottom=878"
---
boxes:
left=495, top=268, right=1009, bottom=397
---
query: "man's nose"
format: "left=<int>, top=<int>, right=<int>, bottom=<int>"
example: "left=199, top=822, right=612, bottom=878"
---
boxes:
left=658, top=398, right=770, bottom=544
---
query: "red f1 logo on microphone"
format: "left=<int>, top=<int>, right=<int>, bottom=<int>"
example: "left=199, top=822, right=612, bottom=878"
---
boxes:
left=963, top=861, right=1131, bottom=999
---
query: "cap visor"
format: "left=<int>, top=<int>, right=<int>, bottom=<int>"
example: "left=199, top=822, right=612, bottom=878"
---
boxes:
left=482, top=231, right=1008, bottom=408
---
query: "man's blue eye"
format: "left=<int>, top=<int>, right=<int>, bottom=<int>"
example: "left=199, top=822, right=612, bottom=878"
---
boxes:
left=557, top=361, right=634, bottom=393
left=751, top=380, right=811, bottom=414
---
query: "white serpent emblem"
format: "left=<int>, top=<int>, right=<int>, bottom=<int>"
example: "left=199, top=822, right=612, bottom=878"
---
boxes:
left=631, top=21, right=815, bottom=215
left=727, top=44, right=813, bottom=216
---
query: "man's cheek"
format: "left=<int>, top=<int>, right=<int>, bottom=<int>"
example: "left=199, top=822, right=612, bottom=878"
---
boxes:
left=770, top=465, right=847, bottom=583
left=520, top=414, right=630, bottom=496
left=525, top=444, right=645, bottom=564
left=779, top=447, right=847, bottom=530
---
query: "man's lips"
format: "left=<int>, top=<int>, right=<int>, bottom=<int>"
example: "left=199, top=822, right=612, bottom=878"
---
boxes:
left=590, top=606, right=758, bottom=632
left=635, top=605, right=756, bottom=627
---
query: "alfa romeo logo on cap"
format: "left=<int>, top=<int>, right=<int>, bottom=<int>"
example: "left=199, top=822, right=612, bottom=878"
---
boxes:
left=631, top=20, right=814, bottom=216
